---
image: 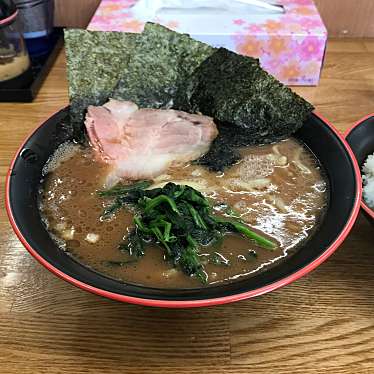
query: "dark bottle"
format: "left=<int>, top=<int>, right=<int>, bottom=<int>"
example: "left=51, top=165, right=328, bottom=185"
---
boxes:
left=13, top=0, right=54, bottom=57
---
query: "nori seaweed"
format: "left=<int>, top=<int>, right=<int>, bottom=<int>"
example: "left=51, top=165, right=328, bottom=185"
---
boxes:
left=193, top=122, right=245, bottom=171
left=183, top=48, right=314, bottom=171
left=64, top=29, right=138, bottom=135
left=112, top=23, right=215, bottom=108
left=185, top=48, right=314, bottom=136
left=64, top=26, right=313, bottom=171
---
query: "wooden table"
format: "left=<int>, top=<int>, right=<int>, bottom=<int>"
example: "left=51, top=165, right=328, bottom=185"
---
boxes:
left=0, top=39, right=373, bottom=374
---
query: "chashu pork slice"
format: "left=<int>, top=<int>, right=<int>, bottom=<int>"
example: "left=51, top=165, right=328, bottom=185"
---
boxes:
left=85, top=99, right=218, bottom=184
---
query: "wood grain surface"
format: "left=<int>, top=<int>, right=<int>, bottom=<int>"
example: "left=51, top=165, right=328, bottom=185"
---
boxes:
left=0, top=39, right=373, bottom=373
left=314, top=0, right=374, bottom=38
left=54, top=0, right=101, bottom=28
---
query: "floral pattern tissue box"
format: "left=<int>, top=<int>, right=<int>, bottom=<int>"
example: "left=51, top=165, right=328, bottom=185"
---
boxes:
left=88, top=0, right=327, bottom=86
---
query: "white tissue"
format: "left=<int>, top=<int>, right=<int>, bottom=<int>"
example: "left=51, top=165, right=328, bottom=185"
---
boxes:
left=131, top=0, right=284, bottom=21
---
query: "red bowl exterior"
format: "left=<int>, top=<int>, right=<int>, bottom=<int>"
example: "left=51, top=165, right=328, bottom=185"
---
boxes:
left=344, top=113, right=374, bottom=222
left=5, top=111, right=362, bottom=308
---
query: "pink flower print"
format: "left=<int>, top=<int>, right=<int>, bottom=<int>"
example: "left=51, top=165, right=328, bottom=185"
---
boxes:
left=264, top=20, right=282, bottom=34
left=281, top=15, right=299, bottom=23
left=290, top=6, right=316, bottom=16
left=233, top=19, right=246, bottom=26
left=282, top=0, right=311, bottom=5
left=89, top=22, right=116, bottom=31
left=166, top=20, right=180, bottom=30
left=267, top=37, right=289, bottom=56
left=299, top=17, right=324, bottom=31
left=90, top=15, right=110, bottom=25
left=122, top=0, right=137, bottom=5
left=304, top=61, right=320, bottom=76
left=300, top=38, right=323, bottom=59
left=261, top=57, right=282, bottom=73
left=245, top=24, right=264, bottom=33
left=101, top=2, right=124, bottom=12
left=235, top=36, right=263, bottom=58
left=286, top=22, right=304, bottom=34
left=121, top=19, right=144, bottom=32
left=279, top=61, right=301, bottom=81
left=293, top=0, right=312, bottom=5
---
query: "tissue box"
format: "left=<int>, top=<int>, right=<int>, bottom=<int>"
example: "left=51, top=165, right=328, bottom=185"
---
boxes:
left=88, top=0, right=327, bottom=86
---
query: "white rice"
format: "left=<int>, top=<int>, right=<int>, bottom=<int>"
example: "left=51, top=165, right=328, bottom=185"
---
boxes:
left=362, top=153, right=374, bottom=208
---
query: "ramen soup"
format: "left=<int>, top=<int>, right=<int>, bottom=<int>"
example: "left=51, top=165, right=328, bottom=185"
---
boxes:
left=39, top=138, right=328, bottom=288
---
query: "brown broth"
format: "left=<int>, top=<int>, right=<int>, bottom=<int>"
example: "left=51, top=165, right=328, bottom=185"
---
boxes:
left=39, top=139, right=328, bottom=288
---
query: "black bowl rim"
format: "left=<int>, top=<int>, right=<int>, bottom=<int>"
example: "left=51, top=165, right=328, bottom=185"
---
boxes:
left=344, top=113, right=374, bottom=220
left=5, top=109, right=362, bottom=308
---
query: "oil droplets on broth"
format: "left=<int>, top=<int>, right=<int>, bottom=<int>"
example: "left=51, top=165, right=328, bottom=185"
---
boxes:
left=38, top=138, right=328, bottom=288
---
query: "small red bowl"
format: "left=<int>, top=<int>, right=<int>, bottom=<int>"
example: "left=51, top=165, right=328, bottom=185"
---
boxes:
left=345, top=114, right=374, bottom=223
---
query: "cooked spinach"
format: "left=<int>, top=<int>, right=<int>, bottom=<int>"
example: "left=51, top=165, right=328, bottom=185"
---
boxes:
left=98, top=182, right=277, bottom=283
left=98, top=181, right=152, bottom=219
left=98, top=180, right=152, bottom=197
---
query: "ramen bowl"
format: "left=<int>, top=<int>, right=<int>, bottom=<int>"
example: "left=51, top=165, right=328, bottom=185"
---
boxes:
left=6, top=109, right=361, bottom=307
left=345, top=114, right=374, bottom=224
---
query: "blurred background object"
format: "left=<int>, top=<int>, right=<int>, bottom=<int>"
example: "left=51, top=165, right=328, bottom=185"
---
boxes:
left=13, top=0, right=54, bottom=56
left=0, top=0, right=61, bottom=101
left=315, top=0, right=374, bottom=38
left=52, top=0, right=374, bottom=37
left=0, top=0, right=32, bottom=88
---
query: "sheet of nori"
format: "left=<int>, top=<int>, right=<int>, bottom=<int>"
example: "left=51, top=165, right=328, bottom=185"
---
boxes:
left=64, top=26, right=314, bottom=172
left=64, top=29, right=138, bottom=133
left=112, top=23, right=215, bottom=108
left=186, top=47, right=314, bottom=140
left=184, top=48, right=314, bottom=171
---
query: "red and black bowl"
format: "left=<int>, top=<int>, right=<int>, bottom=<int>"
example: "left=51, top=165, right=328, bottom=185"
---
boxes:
left=345, top=114, right=374, bottom=223
left=5, top=108, right=361, bottom=308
